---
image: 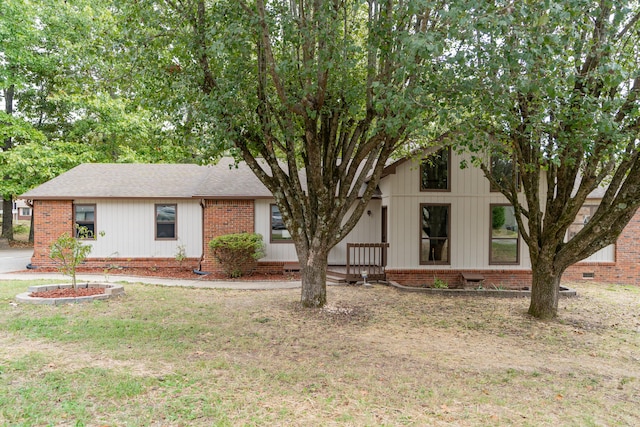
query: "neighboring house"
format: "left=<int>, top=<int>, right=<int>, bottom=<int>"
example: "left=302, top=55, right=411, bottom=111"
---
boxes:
left=15, top=199, right=33, bottom=220
left=20, top=153, right=640, bottom=287
left=0, top=200, right=32, bottom=221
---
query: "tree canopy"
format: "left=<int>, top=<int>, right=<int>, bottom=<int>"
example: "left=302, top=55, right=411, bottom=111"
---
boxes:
left=0, top=0, right=198, bottom=239
left=3, top=0, right=639, bottom=318
left=116, top=0, right=468, bottom=306
left=458, top=0, right=640, bottom=318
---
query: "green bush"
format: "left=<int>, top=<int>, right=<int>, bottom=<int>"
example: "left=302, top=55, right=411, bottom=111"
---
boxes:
left=13, top=223, right=29, bottom=234
left=432, top=278, right=449, bottom=289
left=208, top=233, right=265, bottom=278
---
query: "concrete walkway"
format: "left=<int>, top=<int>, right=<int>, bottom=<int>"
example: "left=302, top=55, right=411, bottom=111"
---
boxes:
left=0, top=247, right=301, bottom=290
left=0, top=271, right=302, bottom=290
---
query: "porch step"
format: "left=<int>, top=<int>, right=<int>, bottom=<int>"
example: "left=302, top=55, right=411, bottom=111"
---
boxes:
left=326, top=273, right=348, bottom=284
left=283, top=262, right=301, bottom=273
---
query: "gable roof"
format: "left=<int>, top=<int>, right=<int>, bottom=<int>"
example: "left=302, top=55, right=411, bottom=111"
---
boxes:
left=20, top=158, right=273, bottom=200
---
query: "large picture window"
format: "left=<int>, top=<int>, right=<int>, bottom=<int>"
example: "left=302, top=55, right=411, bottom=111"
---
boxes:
left=490, top=204, right=519, bottom=264
left=271, top=204, right=292, bottom=242
left=156, top=204, right=177, bottom=240
left=74, top=204, right=96, bottom=239
left=420, top=204, right=450, bottom=264
left=420, top=148, right=450, bottom=191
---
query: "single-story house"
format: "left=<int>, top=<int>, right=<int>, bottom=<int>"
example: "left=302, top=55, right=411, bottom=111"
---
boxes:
left=0, top=199, right=32, bottom=221
left=20, top=153, right=640, bottom=287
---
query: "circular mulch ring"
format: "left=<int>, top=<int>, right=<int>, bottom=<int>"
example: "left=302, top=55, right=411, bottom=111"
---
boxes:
left=30, top=287, right=106, bottom=298
left=16, top=283, right=125, bottom=305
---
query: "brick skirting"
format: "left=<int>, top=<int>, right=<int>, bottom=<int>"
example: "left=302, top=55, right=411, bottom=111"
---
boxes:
left=385, top=269, right=533, bottom=289
left=32, top=257, right=201, bottom=271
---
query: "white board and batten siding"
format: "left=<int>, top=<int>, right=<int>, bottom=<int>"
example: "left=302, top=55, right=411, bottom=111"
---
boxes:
left=381, top=151, right=614, bottom=270
left=381, top=152, right=532, bottom=271
left=255, top=199, right=381, bottom=264
left=78, top=199, right=203, bottom=259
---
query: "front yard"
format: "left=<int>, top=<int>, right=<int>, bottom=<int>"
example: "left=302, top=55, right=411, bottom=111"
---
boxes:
left=0, top=280, right=639, bottom=426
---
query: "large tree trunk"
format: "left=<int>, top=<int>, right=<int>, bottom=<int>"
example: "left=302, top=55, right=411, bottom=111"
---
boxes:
left=299, top=247, right=328, bottom=308
left=2, top=85, right=14, bottom=240
left=1, top=199, right=13, bottom=240
left=528, top=259, right=564, bottom=320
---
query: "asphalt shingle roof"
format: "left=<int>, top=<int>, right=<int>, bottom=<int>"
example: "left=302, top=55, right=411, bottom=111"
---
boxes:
left=20, top=158, right=273, bottom=200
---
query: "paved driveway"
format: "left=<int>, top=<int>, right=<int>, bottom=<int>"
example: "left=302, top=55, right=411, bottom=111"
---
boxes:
left=0, top=248, right=33, bottom=273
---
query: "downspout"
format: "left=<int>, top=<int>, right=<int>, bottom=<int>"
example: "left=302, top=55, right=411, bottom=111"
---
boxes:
left=194, top=198, right=208, bottom=275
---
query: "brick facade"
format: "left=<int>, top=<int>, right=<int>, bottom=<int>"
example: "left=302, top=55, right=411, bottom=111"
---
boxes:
left=31, top=200, right=74, bottom=268
left=564, top=209, right=640, bottom=285
left=200, top=199, right=256, bottom=273
left=77, top=257, right=200, bottom=270
left=386, top=269, right=533, bottom=289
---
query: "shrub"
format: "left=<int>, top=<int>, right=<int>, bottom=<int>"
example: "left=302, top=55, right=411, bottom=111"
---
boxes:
left=432, top=278, right=449, bottom=289
left=175, top=243, right=187, bottom=268
left=13, top=223, right=29, bottom=234
left=209, top=233, right=265, bottom=278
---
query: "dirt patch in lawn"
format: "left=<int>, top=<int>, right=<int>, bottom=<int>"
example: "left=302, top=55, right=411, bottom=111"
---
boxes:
left=1, top=280, right=639, bottom=425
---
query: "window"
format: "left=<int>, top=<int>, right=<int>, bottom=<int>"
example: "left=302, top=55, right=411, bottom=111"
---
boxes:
left=271, top=204, right=292, bottom=242
left=490, top=155, right=519, bottom=192
left=156, top=204, right=176, bottom=239
left=490, top=204, right=519, bottom=264
left=19, top=207, right=32, bottom=217
left=420, top=147, right=450, bottom=191
left=567, top=205, right=598, bottom=241
left=420, top=204, right=450, bottom=264
left=74, top=204, right=96, bottom=239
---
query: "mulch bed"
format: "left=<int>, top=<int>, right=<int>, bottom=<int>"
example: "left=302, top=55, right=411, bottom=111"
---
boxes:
left=30, top=287, right=106, bottom=298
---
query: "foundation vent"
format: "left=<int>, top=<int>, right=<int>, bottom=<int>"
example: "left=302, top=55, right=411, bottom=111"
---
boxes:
left=582, top=272, right=595, bottom=279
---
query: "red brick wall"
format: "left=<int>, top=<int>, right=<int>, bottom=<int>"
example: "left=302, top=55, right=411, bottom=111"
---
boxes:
left=255, top=261, right=291, bottom=275
left=386, top=269, right=533, bottom=289
left=79, top=257, right=200, bottom=270
left=31, top=200, right=74, bottom=267
left=200, top=199, right=255, bottom=272
left=565, top=209, right=640, bottom=285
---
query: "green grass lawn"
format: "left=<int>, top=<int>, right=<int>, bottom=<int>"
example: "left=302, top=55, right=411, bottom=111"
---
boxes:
left=1, top=279, right=639, bottom=426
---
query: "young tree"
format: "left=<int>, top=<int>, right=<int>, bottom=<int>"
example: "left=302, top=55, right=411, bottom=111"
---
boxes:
left=463, top=1, right=640, bottom=319
left=49, top=228, right=93, bottom=289
left=119, top=0, right=464, bottom=307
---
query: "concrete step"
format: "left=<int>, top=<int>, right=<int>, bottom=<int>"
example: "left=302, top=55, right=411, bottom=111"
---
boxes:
left=326, top=273, right=347, bottom=284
